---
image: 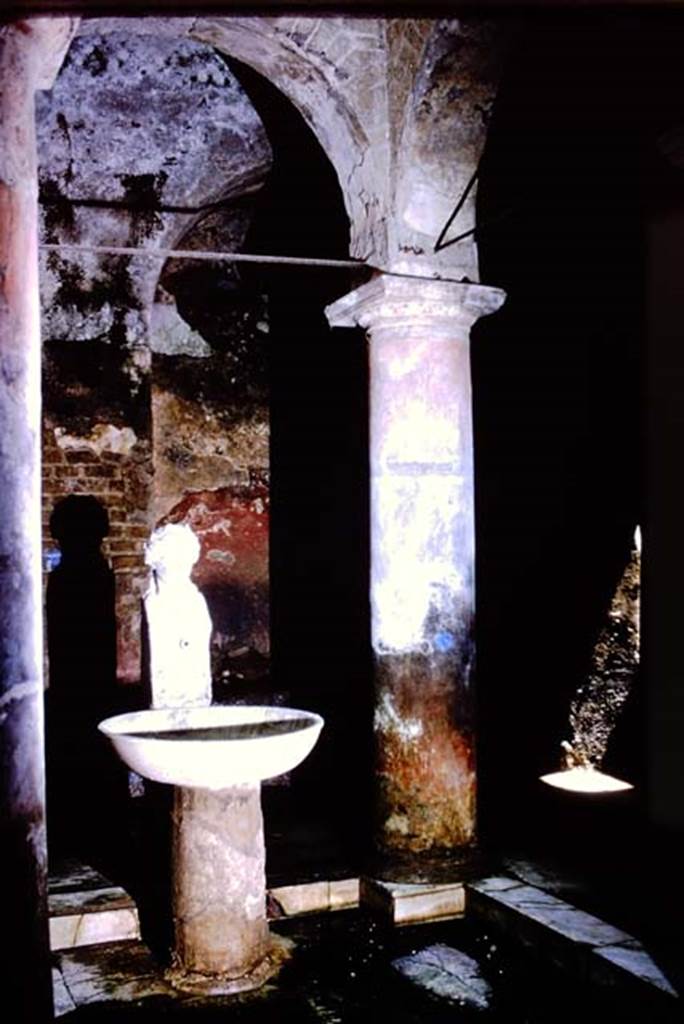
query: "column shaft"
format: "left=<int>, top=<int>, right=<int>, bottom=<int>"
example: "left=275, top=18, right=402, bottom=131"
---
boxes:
left=372, top=326, right=476, bottom=853
left=0, top=24, right=51, bottom=1021
left=327, top=275, right=504, bottom=858
left=172, top=785, right=269, bottom=978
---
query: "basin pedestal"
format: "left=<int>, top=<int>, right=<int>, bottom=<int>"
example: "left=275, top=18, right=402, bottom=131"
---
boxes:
left=99, top=705, right=322, bottom=993
left=167, top=783, right=287, bottom=993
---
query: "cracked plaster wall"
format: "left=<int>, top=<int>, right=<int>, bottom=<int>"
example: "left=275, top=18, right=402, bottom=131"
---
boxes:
left=152, top=211, right=271, bottom=676
left=37, top=27, right=272, bottom=685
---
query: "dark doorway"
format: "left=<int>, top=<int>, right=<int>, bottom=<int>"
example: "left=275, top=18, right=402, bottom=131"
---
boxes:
left=229, top=58, right=374, bottom=878
left=45, top=494, right=127, bottom=872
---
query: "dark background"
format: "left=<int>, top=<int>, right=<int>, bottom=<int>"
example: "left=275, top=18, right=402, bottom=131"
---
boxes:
left=235, top=12, right=684, bottom=875
left=474, top=13, right=684, bottom=865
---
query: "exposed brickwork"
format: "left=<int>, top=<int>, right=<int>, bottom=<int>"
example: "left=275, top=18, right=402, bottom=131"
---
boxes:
left=42, top=422, right=152, bottom=685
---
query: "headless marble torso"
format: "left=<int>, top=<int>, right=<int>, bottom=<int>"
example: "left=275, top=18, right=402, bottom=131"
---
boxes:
left=143, top=524, right=212, bottom=709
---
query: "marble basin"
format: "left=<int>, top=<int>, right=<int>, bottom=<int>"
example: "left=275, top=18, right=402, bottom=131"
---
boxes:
left=99, top=705, right=324, bottom=789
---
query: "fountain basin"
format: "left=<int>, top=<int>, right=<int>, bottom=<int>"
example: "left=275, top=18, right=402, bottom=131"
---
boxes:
left=99, top=705, right=323, bottom=789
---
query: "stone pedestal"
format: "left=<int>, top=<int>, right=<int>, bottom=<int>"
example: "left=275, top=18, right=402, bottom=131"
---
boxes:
left=168, top=784, right=278, bottom=992
left=327, top=274, right=504, bottom=861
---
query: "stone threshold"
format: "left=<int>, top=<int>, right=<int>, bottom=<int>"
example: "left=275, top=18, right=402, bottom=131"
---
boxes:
left=467, top=875, right=679, bottom=1014
left=48, top=860, right=140, bottom=951
left=268, top=875, right=466, bottom=926
left=268, top=877, right=359, bottom=917
left=360, top=877, right=465, bottom=926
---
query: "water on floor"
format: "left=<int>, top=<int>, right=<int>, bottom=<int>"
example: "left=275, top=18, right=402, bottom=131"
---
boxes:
left=54, top=906, right=657, bottom=1022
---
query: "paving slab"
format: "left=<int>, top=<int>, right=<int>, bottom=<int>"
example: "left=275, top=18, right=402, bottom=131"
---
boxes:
left=467, top=875, right=680, bottom=1013
left=48, top=859, right=114, bottom=894
left=468, top=875, right=524, bottom=894
left=52, top=966, right=76, bottom=1017
left=502, top=857, right=587, bottom=901
left=56, top=938, right=163, bottom=988
left=483, top=883, right=631, bottom=945
left=55, top=939, right=175, bottom=1009
left=66, top=973, right=174, bottom=1007
left=393, top=942, right=493, bottom=1010
left=591, top=942, right=679, bottom=998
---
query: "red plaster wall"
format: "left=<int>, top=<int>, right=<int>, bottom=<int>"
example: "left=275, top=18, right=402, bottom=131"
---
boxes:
left=160, top=485, right=270, bottom=661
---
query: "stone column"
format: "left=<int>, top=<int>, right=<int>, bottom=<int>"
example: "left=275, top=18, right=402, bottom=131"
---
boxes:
left=0, top=23, right=52, bottom=1022
left=327, top=274, right=504, bottom=861
left=169, top=785, right=271, bottom=992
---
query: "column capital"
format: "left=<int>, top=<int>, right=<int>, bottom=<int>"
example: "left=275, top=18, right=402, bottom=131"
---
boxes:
left=325, top=272, right=505, bottom=334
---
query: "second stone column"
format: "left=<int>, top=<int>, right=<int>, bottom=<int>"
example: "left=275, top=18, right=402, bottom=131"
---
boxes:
left=327, top=274, right=504, bottom=862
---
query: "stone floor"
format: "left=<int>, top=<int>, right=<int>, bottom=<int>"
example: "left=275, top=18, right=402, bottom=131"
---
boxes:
left=51, top=876, right=680, bottom=1022
left=47, top=910, right=643, bottom=1021
left=49, top=860, right=141, bottom=951
left=48, top=789, right=682, bottom=1022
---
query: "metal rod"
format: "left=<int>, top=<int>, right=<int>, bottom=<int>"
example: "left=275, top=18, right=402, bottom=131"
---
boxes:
left=434, top=166, right=479, bottom=253
left=39, top=242, right=365, bottom=271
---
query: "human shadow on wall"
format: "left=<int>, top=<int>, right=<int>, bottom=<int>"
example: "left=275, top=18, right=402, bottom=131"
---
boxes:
left=45, top=495, right=127, bottom=874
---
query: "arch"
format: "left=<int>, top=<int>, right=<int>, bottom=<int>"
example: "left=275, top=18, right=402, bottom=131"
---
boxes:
left=73, top=15, right=387, bottom=266
left=392, top=18, right=507, bottom=281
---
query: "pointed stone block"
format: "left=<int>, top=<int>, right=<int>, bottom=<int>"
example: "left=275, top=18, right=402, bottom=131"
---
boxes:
left=393, top=943, right=492, bottom=1010
left=467, top=875, right=680, bottom=1010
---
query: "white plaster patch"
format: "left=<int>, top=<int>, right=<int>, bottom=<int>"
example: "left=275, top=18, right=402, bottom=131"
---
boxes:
left=184, top=502, right=232, bottom=537
left=372, top=477, right=467, bottom=655
left=400, top=176, right=459, bottom=238
left=207, top=549, right=236, bottom=566
left=149, top=295, right=212, bottom=358
left=244, top=890, right=265, bottom=920
left=55, top=423, right=138, bottom=456
left=43, top=302, right=115, bottom=342
left=385, top=813, right=411, bottom=835
left=380, top=397, right=461, bottom=462
left=374, top=691, right=423, bottom=742
left=125, top=345, right=151, bottom=389
left=0, top=680, right=40, bottom=726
